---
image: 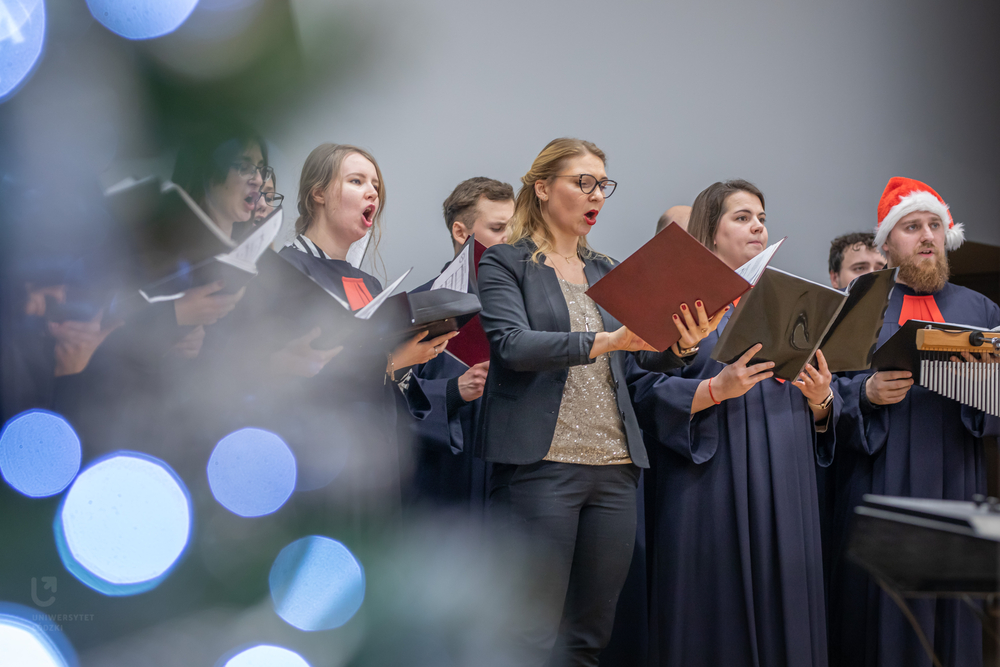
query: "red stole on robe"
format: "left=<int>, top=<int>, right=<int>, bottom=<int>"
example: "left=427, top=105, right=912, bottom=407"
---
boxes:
left=342, top=277, right=374, bottom=311
left=898, top=294, right=945, bottom=326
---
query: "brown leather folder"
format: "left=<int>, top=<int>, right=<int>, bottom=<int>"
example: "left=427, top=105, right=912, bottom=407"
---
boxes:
left=586, top=223, right=752, bottom=352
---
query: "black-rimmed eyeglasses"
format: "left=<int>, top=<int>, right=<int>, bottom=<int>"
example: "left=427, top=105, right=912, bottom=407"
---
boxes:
left=554, top=174, right=617, bottom=198
left=258, top=191, right=284, bottom=206
left=231, top=161, right=274, bottom=183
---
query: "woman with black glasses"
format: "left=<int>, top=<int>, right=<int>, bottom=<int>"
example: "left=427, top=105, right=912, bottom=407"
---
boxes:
left=477, top=137, right=722, bottom=666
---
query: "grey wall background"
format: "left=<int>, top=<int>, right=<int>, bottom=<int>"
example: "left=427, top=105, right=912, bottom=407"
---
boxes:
left=264, top=0, right=1000, bottom=290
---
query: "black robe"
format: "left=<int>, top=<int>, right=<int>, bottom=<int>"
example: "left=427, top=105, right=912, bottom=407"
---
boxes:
left=401, top=273, right=488, bottom=512
left=826, top=282, right=1000, bottom=667
left=263, top=248, right=411, bottom=512
left=628, top=308, right=836, bottom=667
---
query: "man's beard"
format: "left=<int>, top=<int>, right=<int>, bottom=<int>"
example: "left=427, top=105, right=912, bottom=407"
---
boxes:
left=889, top=244, right=949, bottom=294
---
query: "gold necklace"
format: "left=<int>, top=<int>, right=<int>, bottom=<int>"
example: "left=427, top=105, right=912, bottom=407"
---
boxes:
left=550, top=253, right=585, bottom=285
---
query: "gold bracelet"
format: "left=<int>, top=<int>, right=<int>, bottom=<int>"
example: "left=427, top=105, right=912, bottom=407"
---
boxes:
left=677, top=343, right=700, bottom=357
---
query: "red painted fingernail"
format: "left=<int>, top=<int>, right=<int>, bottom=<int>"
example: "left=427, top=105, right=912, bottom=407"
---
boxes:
left=681, top=304, right=688, bottom=311
left=696, top=300, right=703, bottom=308
left=672, top=314, right=679, bottom=320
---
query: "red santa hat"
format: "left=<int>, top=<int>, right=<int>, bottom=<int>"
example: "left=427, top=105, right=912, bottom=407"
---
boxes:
left=875, top=177, right=965, bottom=251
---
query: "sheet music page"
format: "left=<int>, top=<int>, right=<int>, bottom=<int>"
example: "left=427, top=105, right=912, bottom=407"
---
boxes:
left=104, top=175, right=155, bottom=196
left=346, top=231, right=373, bottom=269
left=219, top=207, right=284, bottom=268
left=139, top=289, right=186, bottom=304
left=735, top=237, right=786, bottom=285
left=431, top=243, right=470, bottom=292
left=355, top=268, right=412, bottom=320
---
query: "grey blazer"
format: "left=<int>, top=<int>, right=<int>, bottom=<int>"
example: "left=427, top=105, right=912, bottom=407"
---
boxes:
left=475, top=239, right=688, bottom=467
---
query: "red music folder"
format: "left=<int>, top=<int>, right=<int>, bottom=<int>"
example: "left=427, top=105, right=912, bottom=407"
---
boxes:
left=585, top=223, right=754, bottom=352
left=445, top=239, right=490, bottom=367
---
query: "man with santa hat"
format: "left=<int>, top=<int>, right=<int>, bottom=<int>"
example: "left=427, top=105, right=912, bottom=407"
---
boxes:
left=826, top=177, right=1000, bottom=667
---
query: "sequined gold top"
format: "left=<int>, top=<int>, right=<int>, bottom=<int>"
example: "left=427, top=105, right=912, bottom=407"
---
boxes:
left=543, top=279, right=631, bottom=465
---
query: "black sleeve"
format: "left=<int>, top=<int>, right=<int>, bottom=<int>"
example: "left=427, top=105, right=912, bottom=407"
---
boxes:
left=445, top=376, right=466, bottom=416
left=634, top=347, right=690, bottom=373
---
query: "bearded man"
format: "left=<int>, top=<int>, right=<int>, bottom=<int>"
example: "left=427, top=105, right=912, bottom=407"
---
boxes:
left=826, top=177, right=1000, bottom=667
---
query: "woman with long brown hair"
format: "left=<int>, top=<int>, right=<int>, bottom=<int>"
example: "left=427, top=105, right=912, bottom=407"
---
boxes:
left=476, top=138, right=721, bottom=665
left=270, top=143, right=455, bottom=498
left=629, top=179, right=836, bottom=667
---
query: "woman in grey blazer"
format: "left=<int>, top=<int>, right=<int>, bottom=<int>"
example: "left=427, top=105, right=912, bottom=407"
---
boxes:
left=477, top=138, right=723, bottom=666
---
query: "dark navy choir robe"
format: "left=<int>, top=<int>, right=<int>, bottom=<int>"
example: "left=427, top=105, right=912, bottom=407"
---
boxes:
left=628, top=308, right=836, bottom=667
left=400, top=272, right=488, bottom=511
left=270, top=248, right=424, bottom=509
left=404, top=351, right=488, bottom=510
left=826, top=282, right=1000, bottom=667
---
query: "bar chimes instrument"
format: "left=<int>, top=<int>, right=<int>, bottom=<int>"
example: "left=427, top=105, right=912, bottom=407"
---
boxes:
left=873, top=320, right=1000, bottom=417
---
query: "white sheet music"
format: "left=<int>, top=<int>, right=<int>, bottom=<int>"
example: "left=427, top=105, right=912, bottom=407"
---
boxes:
left=735, top=237, right=786, bottom=285
left=355, top=268, right=412, bottom=320
left=431, top=243, right=470, bottom=293
left=219, top=207, right=284, bottom=270
left=346, top=231, right=373, bottom=269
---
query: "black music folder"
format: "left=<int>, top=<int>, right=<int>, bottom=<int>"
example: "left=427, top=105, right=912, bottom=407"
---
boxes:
left=712, top=267, right=898, bottom=381
left=139, top=206, right=283, bottom=302
left=104, top=176, right=282, bottom=301
left=258, top=237, right=481, bottom=351
left=369, top=235, right=482, bottom=344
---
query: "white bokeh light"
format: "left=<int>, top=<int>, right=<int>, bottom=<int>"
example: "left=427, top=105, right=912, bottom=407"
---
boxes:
left=0, top=604, right=75, bottom=667
left=269, top=536, right=365, bottom=631
left=56, top=453, right=191, bottom=595
left=0, top=0, right=46, bottom=102
left=85, top=0, right=199, bottom=40
left=223, top=644, right=311, bottom=667
left=0, top=410, right=81, bottom=498
left=208, top=428, right=296, bottom=517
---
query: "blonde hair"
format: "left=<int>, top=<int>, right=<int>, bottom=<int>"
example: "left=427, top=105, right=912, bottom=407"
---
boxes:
left=505, top=138, right=607, bottom=263
left=294, top=144, right=386, bottom=270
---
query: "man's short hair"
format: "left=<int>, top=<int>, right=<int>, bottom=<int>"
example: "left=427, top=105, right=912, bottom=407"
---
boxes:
left=443, top=177, right=515, bottom=235
left=829, top=231, right=878, bottom=274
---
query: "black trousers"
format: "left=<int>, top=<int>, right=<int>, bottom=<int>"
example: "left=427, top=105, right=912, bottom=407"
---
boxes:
left=489, top=460, right=640, bottom=667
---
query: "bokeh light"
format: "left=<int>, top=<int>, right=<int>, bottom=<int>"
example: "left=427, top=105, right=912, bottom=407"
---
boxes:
left=85, top=0, right=199, bottom=40
left=0, top=602, right=76, bottom=667
left=208, top=428, right=296, bottom=517
left=269, top=536, right=365, bottom=631
left=55, top=453, right=191, bottom=596
left=0, top=0, right=46, bottom=102
left=221, top=644, right=311, bottom=667
left=0, top=410, right=81, bottom=497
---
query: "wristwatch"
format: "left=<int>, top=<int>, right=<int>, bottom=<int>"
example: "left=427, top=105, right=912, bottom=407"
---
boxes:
left=677, top=344, right=700, bottom=357
left=808, top=390, right=835, bottom=410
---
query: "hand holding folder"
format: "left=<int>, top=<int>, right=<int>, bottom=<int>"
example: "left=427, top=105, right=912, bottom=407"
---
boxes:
left=712, top=267, right=897, bottom=381
left=585, top=223, right=783, bottom=352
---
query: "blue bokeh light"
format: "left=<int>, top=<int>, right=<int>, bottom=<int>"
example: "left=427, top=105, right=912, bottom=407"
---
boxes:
left=86, top=0, right=199, bottom=40
left=55, top=453, right=191, bottom=596
left=0, top=602, right=77, bottom=667
left=222, top=644, right=310, bottom=667
left=269, top=536, right=365, bottom=631
left=0, top=410, right=81, bottom=498
left=208, top=428, right=296, bottom=517
left=0, top=0, right=46, bottom=102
